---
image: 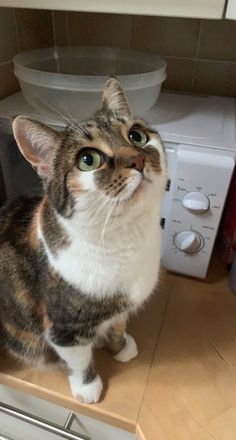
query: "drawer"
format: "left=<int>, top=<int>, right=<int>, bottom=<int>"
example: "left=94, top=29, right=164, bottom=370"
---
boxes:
left=0, top=385, right=135, bottom=440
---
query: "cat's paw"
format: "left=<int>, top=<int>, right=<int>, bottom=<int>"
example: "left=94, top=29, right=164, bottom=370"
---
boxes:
left=69, top=374, right=103, bottom=404
left=114, top=333, right=138, bottom=363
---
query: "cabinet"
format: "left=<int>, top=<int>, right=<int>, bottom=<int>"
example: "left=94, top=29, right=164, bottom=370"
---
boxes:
left=0, top=0, right=226, bottom=19
left=226, top=0, right=236, bottom=18
left=0, top=385, right=135, bottom=440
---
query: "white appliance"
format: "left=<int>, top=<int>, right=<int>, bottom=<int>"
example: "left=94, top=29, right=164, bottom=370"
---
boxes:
left=0, top=92, right=235, bottom=279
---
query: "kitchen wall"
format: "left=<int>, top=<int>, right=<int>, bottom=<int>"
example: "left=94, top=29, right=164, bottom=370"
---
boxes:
left=0, top=8, right=53, bottom=99
left=0, top=7, right=236, bottom=99
left=53, top=11, right=236, bottom=97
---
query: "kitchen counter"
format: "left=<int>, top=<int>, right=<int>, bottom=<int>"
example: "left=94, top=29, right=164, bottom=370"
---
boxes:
left=1, top=256, right=236, bottom=440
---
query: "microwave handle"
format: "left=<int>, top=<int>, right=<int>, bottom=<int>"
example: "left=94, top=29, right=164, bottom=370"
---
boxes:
left=0, top=401, right=90, bottom=440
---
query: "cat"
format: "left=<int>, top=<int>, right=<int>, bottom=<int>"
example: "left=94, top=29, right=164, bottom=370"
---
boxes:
left=0, top=77, right=167, bottom=404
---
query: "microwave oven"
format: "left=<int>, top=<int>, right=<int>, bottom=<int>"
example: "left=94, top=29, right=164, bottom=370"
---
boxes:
left=0, top=92, right=235, bottom=279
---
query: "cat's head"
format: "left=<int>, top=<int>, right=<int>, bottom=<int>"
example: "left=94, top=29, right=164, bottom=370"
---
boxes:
left=13, top=77, right=166, bottom=221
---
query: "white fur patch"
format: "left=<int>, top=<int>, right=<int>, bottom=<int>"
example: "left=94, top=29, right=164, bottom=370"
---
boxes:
left=77, top=170, right=96, bottom=192
left=69, top=374, right=103, bottom=404
left=39, top=200, right=162, bottom=305
left=48, top=342, right=93, bottom=372
left=118, top=171, right=142, bottom=201
left=47, top=341, right=103, bottom=403
left=114, top=333, right=138, bottom=363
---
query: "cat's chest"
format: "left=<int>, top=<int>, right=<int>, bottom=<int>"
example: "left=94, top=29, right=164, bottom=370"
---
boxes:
left=41, top=213, right=161, bottom=304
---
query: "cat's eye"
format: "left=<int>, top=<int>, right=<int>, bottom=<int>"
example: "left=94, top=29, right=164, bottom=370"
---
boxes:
left=128, top=127, right=148, bottom=147
left=77, top=149, right=104, bottom=171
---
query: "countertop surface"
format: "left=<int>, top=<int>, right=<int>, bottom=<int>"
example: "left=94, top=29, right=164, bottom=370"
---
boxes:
left=1, top=257, right=236, bottom=440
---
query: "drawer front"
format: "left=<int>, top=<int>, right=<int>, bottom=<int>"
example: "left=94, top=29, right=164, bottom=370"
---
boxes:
left=0, top=385, right=135, bottom=440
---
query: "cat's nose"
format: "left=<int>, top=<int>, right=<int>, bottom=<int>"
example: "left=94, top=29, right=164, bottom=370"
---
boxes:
left=126, top=153, right=145, bottom=172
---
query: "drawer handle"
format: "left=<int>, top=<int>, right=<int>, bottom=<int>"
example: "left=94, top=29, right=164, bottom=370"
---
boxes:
left=0, top=402, right=90, bottom=440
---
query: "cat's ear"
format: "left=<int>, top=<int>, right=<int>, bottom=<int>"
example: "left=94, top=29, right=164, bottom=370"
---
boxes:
left=12, top=116, right=61, bottom=179
left=102, top=76, right=131, bottom=118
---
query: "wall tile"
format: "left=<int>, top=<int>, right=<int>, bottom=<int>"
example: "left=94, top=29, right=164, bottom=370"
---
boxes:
left=0, top=9, right=236, bottom=101
left=53, top=11, right=68, bottom=46
left=0, top=8, right=18, bottom=63
left=193, top=60, right=236, bottom=97
left=0, top=62, right=19, bottom=100
left=131, top=16, right=200, bottom=58
left=198, top=19, right=236, bottom=62
left=15, top=9, right=53, bottom=51
left=163, top=57, right=195, bottom=92
left=68, top=12, right=132, bottom=48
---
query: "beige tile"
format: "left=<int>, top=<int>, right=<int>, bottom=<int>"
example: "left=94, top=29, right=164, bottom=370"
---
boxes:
left=53, top=11, right=68, bottom=46
left=0, top=62, right=19, bottom=100
left=198, top=19, right=236, bottom=62
left=131, top=16, right=200, bottom=58
left=0, top=8, right=18, bottom=62
left=193, top=60, right=236, bottom=97
left=68, top=12, right=132, bottom=48
left=15, top=8, right=53, bottom=51
left=163, top=57, right=195, bottom=92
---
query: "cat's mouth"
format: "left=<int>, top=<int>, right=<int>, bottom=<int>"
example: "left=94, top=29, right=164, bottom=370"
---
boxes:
left=134, top=173, right=152, bottom=194
left=120, top=171, right=153, bottom=201
left=142, top=173, right=152, bottom=183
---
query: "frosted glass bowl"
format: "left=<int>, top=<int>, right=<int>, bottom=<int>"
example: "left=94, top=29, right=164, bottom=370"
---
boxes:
left=14, top=46, right=167, bottom=120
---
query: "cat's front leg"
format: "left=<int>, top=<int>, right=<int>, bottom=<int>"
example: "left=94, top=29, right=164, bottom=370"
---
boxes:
left=49, top=341, right=103, bottom=404
left=106, top=321, right=138, bottom=363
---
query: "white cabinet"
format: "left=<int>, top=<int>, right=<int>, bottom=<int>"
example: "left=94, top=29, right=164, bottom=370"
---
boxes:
left=0, top=385, right=135, bottom=440
left=0, top=0, right=226, bottom=19
left=226, top=0, right=236, bottom=18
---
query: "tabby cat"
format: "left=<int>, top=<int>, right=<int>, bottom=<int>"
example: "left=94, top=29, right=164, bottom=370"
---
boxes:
left=0, top=78, right=166, bottom=403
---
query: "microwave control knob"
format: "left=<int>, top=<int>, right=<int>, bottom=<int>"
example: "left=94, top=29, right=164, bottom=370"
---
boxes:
left=182, top=192, right=210, bottom=214
left=174, top=231, right=204, bottom=254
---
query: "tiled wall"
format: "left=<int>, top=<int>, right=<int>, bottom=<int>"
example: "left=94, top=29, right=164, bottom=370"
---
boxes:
left=53, top=11, right=236, bottom=97
left=0, top=8, right=236, bottom=100
left=0, top=8, right=53, bottom=100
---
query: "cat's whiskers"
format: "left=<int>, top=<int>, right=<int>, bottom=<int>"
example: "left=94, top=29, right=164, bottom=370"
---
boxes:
left=98, top=198, right=118, bottom=247
left=86, top=196, right=109, bottom=228
left=84, top=196, right=113, bottom=241
left=37, top=98, right=81, bottom=133
left=77, top=191, right=127, bottom=248
left=57, top=103, right=83, bottom=134
left=89, top=200, right=117, bottom=280
left=38, top=99, right=92, bottom=140
left=114, top=193, right=123, bottom=223
left=78, top=194, right=103, bottom=218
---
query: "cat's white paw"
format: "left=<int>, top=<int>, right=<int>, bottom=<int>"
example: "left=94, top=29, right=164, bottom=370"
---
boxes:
left=69, top=374, right=103, bottom=404
left=114, top=334, right=138, bottom=363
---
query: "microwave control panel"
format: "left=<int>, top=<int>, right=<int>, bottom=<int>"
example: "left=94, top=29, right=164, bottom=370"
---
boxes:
left=161, top=145, right=235, bottom=278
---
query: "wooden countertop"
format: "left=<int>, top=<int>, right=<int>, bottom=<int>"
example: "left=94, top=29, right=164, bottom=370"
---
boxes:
left=1, top=256, right=236, bottom=440
left=137, top=257, right=236, bottom=440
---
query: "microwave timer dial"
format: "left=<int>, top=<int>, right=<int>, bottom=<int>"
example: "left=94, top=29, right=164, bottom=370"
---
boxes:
left=182, top=192, right=210, bottom=214
left=174, top=230, right=204, bottom=254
